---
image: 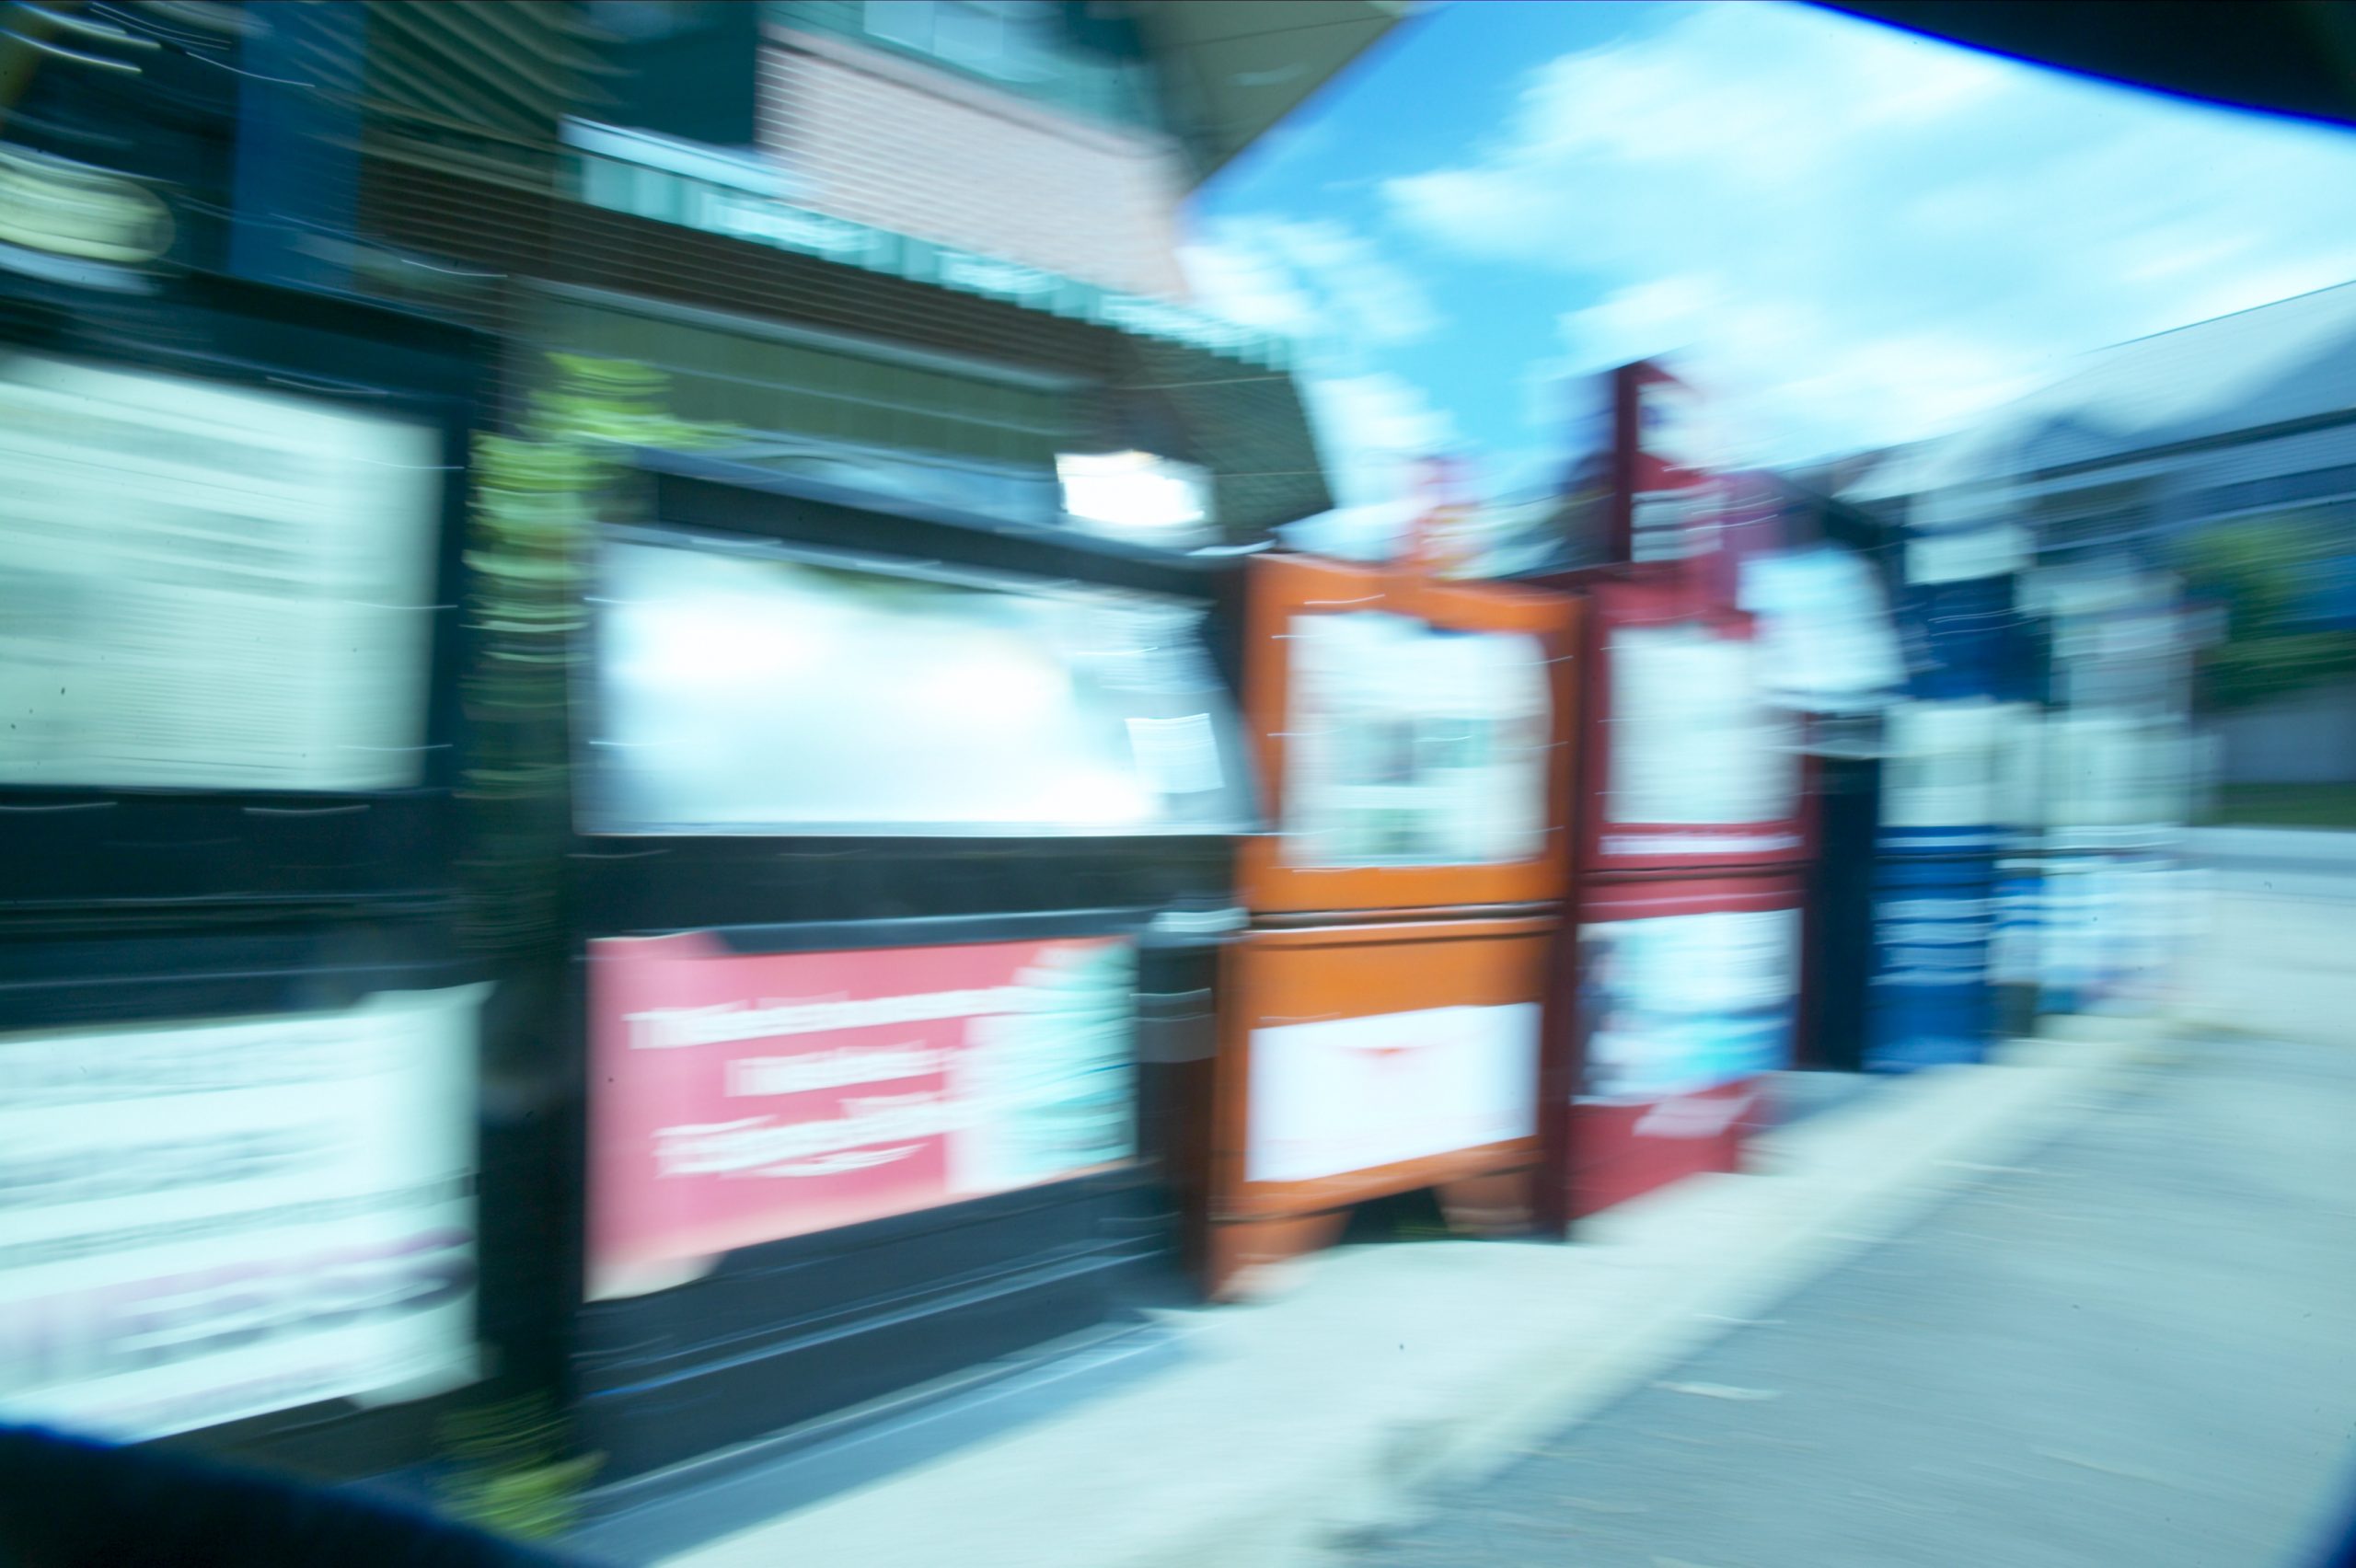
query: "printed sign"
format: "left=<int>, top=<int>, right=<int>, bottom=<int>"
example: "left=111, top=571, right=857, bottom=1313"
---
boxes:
left=1738, top=544, right=1906, bottom=713
left=588, top=536, right=1250, bottom=835
left=1246, top=1002, right=1541, bottom=1183
left=1538, top=361, right=1716, bottom=573
left=0, top=986, right=484, bottom=1442
left=1607, top=626, right=1798, bottom=828
left=588, top=933, right=1138, bottom=1299
left=0, top=352, right=445, bottom=792
left=1576, top=909, right=1797, bottom=1104
left=1282, top=611, right=1553, bottom=869
left=1881, top=699, right=2005, bottom=830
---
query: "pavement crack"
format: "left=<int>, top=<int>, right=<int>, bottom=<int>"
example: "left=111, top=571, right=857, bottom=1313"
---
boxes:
left=1654, top=1381, right=1784, bottom=1401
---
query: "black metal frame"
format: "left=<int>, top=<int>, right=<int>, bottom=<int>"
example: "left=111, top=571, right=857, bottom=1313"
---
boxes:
left=0, top=917, right=491, bottom=1481
left=560, top=452, right=1242, bottom=1492
left=0, top=267, right=501, bottom=1480
left=0, top=270, right=491, bottom=923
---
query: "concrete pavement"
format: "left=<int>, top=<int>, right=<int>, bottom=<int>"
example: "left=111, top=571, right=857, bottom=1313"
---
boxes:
left=2177, top=828, right=2356, bottom=1048
left=1337, top=1030, right=2356, bottom=1567
left=657, top=1029, right=2168, bottom=1568
left=585, top=835, right=2356, bottom=1568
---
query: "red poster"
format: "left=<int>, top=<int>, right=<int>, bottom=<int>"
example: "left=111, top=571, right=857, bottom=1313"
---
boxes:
left=588, top=931, right=1137, bottom=1300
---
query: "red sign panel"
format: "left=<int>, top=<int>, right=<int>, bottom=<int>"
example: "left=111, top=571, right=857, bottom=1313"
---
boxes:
left=1625, top=360, right=1717, bottom=566
left=587, top=932, right=1137, bottom=1300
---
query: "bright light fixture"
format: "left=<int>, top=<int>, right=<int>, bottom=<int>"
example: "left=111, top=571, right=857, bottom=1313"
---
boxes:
left=1057, top=451, right=1214, bottom=546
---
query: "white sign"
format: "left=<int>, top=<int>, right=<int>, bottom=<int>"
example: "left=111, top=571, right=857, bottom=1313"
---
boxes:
left=1283, top=612, right=1553, bottom=868
left=1738, top=545, right=1906, bottom=711
left=0, top=145, right=173, bottom=264
left=1637, top=377, right=1712, bottom=473
left=0, top=352, right=445, bottom=791
left=1607, top=626, right=1797, bottom=826
left=1881, top=699, right=2005, bottom=829
left=1905, top=522, right=2027, bottom=585
left=1579, top=909, right=1798, bottom=1103
left=0, top=986, right=484, bottom=1442
left=1246, top=1003, right=1540, bottom=1183
left=1057, top=451, right=1214, bottom=548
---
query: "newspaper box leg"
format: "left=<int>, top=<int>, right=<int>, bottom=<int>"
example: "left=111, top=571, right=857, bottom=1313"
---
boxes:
left=1206, top=1211, right=1349, bottom=1301
left=1437, top=1166, right=1542, bottom=1237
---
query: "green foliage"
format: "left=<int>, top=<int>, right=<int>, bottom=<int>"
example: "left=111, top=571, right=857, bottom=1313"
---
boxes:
left=2202, top=782, right=2356, bottom=828
left=433, top=359, right=722, bottom=1540
left=435, top=1393, right=602, bottom=1541
left=2174, top=513, right=2356, bottom=711
left=457, top=354, right=730, bottom=955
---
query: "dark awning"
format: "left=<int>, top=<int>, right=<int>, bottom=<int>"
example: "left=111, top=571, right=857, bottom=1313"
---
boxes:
left=1818, top=3, right=2356, bottom=131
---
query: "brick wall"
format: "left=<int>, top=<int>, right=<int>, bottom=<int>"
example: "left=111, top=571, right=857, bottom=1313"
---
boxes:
left=758, top=24, right=1195, bottom=302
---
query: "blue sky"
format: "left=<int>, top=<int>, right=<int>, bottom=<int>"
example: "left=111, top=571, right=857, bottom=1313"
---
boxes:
left=1182, top=1, right=2356, bottom=509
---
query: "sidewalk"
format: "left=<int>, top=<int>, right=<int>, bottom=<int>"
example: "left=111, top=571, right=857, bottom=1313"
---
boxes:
left=647, top=1024, right=2166, bottom=1568
left=2177, top=827, right=2356, bottom=1047
left=1335, top=1026, right=2356, bottom=1567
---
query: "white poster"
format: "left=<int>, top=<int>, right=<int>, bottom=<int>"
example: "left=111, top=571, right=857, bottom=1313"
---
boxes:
left=1738, top=545, right=1905, bottom=712
left=590, top=536, right=1252, bottom=835
left=1606, top=626, right=1797, bottom=826
left=0, top=352, right=445, bottom=791
left=1577, top=909, right=1798, bottom=1103
left=1904, top=523, right=2027, bottom=586
left=1246, top=1002, right=1540, bottom=1183
left=0, top=986, right=484, bottom=1442
left=1881, top=699, right=2005, bottom=829
left=1283, top=612, right=1552, bottom=868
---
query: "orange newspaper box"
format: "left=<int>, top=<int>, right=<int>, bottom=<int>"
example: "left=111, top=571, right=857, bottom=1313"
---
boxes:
left=1207, top=914, right=1562, bottom=1295
left=1201, top=552, right=1582, bottom=1297
left=1236, top=552, right=1581, bottom=917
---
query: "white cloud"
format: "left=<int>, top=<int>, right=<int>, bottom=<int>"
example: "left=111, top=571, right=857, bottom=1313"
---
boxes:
left=1181, top=217, right=1453, bottom=509
left=1300, top=370, right=1460, bottom=508
left=1259, top=219, right=1442, bottom=346
left=1386, top=2, right=2356, bottom=463
left=1181, top=214, right=1442, bottom=354
left=1173, top=231, right=1321, bottom=339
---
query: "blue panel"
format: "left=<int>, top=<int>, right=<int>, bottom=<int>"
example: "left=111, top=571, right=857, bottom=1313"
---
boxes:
left=1866, top=854, right=1996, bottom=1072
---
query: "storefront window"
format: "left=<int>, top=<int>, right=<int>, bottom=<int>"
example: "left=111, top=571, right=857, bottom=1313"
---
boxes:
left=581, top=528, right=1255, bottom=836
left=770, top=2, right=1162, bottom=132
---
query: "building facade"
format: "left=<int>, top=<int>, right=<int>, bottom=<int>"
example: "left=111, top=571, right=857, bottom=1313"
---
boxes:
left=0, top=0, right=1402, bottom=1510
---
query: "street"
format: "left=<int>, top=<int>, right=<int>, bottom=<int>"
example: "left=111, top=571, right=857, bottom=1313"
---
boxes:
left=1341, top=1032, right=2356, bottom=1567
